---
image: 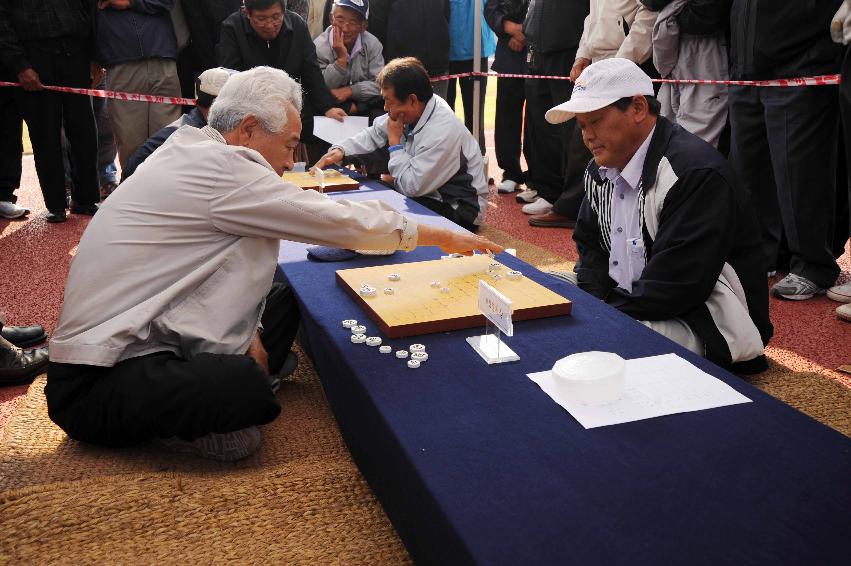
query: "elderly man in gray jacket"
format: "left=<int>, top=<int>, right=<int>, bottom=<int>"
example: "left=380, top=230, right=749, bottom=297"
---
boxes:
left=315, top=57, right=489, bottom=232
left=46, top=66, right=501, bottom=462
left=314, top=0, right=385, bottom=118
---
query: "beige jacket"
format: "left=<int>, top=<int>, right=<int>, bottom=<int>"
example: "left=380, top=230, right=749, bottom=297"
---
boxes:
left=576, top=0, right=658, bottom=64
left=50, top=126, right=417, bottom=367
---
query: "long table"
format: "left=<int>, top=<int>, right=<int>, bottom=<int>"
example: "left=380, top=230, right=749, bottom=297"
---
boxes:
left=278, top=176, right=851, bottom=565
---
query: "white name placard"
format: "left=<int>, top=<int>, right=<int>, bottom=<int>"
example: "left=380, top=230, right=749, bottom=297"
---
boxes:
left=478, top=280, right=514, bottom=336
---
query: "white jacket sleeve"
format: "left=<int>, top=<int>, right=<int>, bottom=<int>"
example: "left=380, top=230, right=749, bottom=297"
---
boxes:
left=387, top=133, right=463, bottom=198
left=617, top=1, right=658, bottom=64
left=575, top=14, right=593, bottom=61
left=209, top=153, right=418, bottom=251
left=334, top=114, right=390, bottom=156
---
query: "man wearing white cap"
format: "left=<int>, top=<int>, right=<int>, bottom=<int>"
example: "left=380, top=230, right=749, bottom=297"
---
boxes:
left=123, top=67, right=238, bottom=179
left=549, top=58, right=772, bottom=373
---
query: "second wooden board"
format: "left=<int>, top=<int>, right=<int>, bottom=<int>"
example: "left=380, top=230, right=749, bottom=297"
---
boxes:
left=282, top=170, right=361, bottom=192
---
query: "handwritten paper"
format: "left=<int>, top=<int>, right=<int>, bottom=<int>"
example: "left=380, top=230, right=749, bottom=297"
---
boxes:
left=528, top=353, right=751, bottom=429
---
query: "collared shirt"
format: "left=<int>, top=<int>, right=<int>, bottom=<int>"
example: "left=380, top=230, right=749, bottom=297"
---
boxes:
left=49, top=125, right=418, bottom=367
left=599, top=126, right=655, bottom=292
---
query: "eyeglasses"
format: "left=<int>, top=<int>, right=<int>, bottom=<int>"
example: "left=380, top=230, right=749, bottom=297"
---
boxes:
left=249, top=12, right=283, bottom=25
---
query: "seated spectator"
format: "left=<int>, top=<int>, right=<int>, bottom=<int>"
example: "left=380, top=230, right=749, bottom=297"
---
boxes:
left=46, top=66, right=501, bottom=461
left=551, top=59, right=772, bottom=372
left=314, top=0, right=385, bottom=121
left=218, top=0, right=346, bottom=144
left=314, top=57, right=489, bottom=232
left=0, top=314, right=48, bottom=386
left=124, top=67, right=237, bottom=179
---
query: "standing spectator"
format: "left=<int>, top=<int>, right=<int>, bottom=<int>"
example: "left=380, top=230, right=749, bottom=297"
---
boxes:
left=218, top=0, right=346, bottom=143
left=0, top=0, right=100, bottom=223
left=646, top=0, right=731, bottom=148
left=526, top=0, right=657, bottom=226
left=829, top=0, right=851, bottom=322
left=446, top=1, right=496, bottom=153
left=124, top=67, right=236, bottom=178
left=314, top=0, right=385, bottom=120
left=515, top=0, right=589, bottom=221
left=0, top=84, right=26, bottom=219
left=308, top=0, right=333, bottom=38
left=368, top=0, right=451, bottom=99
left=180, top=0, right=243, bottom=81
left=92, top=75, right=120, bottom=199
left=485, top=0, right=530, bottom=194
left=728, top=0, right=843, bottom=300
left=95, top=0, right=183, bottom=172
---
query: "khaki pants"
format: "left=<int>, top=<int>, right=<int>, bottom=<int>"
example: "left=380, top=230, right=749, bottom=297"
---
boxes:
left=106, top=58, right=182, bottom=169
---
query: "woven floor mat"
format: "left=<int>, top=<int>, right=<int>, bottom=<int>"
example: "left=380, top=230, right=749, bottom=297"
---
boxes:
left=0, top=462, right=409, bottom=564
left=0, top=347, right=357, bottom=491
left=0, top=347, right=410, bottom=563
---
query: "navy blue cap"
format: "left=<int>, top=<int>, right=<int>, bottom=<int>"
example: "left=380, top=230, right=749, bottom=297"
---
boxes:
left=333, top=0, right=369, bottom=20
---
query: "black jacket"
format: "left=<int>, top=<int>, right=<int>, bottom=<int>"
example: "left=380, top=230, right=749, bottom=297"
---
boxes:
left=729, top=0, right=843, bottom=79
left=181, top=0, right=242, bottom=74
left=369, top=0, right=451, bottom=75
left=217, top=9, right=337, bottom=139
left=574, top=117, right=772, bottom=373
left=484, top=0, right=529, bottom=74
left=523, top=0, right=588, bottom=54
left=641, top=0, right=731, bottom=36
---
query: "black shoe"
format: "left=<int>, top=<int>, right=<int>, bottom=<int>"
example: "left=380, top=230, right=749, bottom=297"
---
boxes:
left=0, top=325, right=47, bottom=348
left=70, top=203, right=98, bottom=216
left=0, top=343, right=49, bottom=386
left=45, top=209, right=67, bottom=223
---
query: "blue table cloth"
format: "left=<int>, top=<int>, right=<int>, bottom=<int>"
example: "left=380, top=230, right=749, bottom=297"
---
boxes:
left=278, top=175, right=851, bottom=565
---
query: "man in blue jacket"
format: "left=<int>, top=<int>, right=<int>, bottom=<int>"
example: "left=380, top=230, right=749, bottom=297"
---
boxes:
left=95, top=0, right=183, bottom=172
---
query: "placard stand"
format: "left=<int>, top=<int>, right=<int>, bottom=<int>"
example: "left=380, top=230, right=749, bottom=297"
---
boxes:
left=467, top=320, right=519, bottom=364
left=467, top=280, right=519, bottom=364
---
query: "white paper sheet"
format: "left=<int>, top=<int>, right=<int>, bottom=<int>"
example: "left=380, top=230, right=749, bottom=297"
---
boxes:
left=312, top=116, right=369, bottom=145
left=528, top=353, right=752, bottom=429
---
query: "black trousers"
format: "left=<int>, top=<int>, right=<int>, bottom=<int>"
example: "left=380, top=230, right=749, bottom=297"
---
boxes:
left=494, top=77, right=527, bottom=183
left=0, top=85, right=22, bottom=202
left=523, top=49, right=579, bottom=205
left=45, top=282, right=300, bottom=447
left=728, top=84, right=840, bottom=287
left=446, top=58, right=489, bottom=153
left=15, top=39, right=99, bottom=212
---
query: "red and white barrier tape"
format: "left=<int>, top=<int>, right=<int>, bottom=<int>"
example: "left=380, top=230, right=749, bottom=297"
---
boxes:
left=0, top=71, right=842, bottom=106
left=431, top=71, right=842, bottom=87
left=0, top=81, right=196, bottom=105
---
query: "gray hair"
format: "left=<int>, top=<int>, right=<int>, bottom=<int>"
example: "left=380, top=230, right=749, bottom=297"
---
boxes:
left=208, top=66, right=303, bottom=134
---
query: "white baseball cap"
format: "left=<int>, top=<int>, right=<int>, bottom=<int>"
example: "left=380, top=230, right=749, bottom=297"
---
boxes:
left=545, top=58, right=654, bottom=124
left=197, top=67, right=238, bottom=97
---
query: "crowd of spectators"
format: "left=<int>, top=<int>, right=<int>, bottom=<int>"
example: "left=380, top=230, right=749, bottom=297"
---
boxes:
left=1, top=0, right=850, bottom=383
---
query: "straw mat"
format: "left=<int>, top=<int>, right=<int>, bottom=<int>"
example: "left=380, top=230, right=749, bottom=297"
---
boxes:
left=0, top=350, right=411, bottom=564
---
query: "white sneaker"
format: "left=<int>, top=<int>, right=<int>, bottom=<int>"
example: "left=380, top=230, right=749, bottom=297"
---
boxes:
left=515, top=188, right=538, bottom=203
left=154, top=426, right=262, bottom=461
left=0, top=200, right=29, bottom=219
left=497, top=179, right=518, bottom=193
left=827, top=281, right=851, bottom=303
left=521, top=197, right=553, bottom=215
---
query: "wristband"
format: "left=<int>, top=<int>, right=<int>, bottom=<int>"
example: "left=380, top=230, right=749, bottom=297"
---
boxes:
left=388, top=144, right=404, bottom=153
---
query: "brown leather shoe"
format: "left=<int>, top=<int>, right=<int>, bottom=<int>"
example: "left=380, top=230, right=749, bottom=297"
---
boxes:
left=528, top=212, right=576, bottom=228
